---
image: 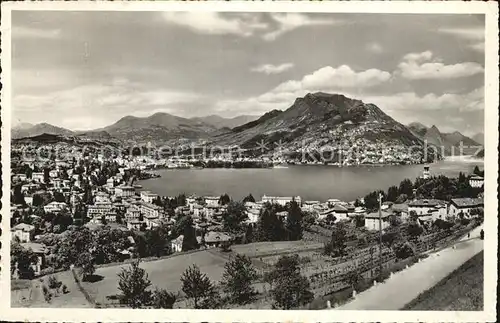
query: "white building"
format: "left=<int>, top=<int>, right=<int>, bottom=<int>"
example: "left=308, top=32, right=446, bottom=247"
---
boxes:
left=32, top=172, right=45, bottom=183
left=140, top=202, right=163, bottom=219
left=125, top=205, right=141, bottom=223
left=115, top=185, right=135, bottom=197
left=261, top=195, right=302, bottom=206
left=87, top=202, right=114, bottom=218
left=449, top=198, right=484, bottom=218
left=12, top=223, right=35, bottom=242
left=49, top=170, right=59, bottom=178
left=204, top=196, right=220, bottom=207
left=469, top=176, right=484, bottom=188
left=408, top=199, right=446, bottom=216
left=43, top=201, right=68, bottom=214
left=364, top=211, right=391, bottom=231
left=140, top=191, right=158, bottom=204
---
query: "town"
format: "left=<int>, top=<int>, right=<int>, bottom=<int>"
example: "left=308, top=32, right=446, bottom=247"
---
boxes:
left=10, top=149, right=485, bottom=309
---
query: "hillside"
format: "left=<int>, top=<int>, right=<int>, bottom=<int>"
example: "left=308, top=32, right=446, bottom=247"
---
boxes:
left=98, top=112, right=220, bottom=143
left=190, top=115, right=259, bottom=129
left=212, top=92, right=423, bottom=154
left=11, top=133, right=121, bottom=148
left=472, top=132, right=484, bottom=145
left=12, top=123, right=74, bottom=139
left=407, top=123, right=481, bottom=155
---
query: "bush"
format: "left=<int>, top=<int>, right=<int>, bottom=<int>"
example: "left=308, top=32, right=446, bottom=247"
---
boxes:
left=394, top=242, right=415, bottom=260
left=42, top=285, right=52, bottom=302
left=48, top=275, right=59, bottom=289
left=62, top=284, right=69, bottom=294
left=40, top=267, right=55, bottom=277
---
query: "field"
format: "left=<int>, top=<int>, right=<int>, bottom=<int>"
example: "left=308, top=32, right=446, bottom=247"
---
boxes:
left=12, top=241, right=322, bottom=308
left=403, top=251, right=484, bottom=311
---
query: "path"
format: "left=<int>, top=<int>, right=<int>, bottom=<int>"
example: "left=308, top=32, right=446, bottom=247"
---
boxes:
left=334, top=225, right=484, bottom=310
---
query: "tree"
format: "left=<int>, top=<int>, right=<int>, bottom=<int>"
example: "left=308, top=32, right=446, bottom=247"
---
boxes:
left=11, top=242, right=37, bottom=279
left=256, top=204, right=285, bottom=241
left=364, top=190, right=384, bottom=211
left=221, top=255, right=258, bottom=304
left=12, top=185, right=26, bottom=206
left=243, top=224, right=254, bottom=244
left=151, top=288, right=177, bottom=309
left=325, top=223, right=347, bottom=257
left=395, top=193, right=408, bottom=204
left=76, top=251, right=95, bottom=281
left=354, top=198, right=362, bottom=207
left=302, top=212, right=316, bottom=231
left=145, top=226, right=171, bottom=257
left=118, top=260, right=152, bottom=308
left=218, top=193, right=231, bottom=206
left=222, top=201, right=248, bottom=233
left=407, top=223, right=423, bottom=241
left=286, top=200, right=303, bottom=241
left=394, top=242, right=414, bottom=260
left=242, top=194, right=256, bottom=203
left=399, top=178, right=414, bottom=197
left=386, top=186, right=399, bottom=202
left=43, top=168, right=50, bottom=184
left=181, top=265, right=220, bottom=309
left=381, top=231, right=399, bottom=249
left=265, top=255, right=313, bottom=309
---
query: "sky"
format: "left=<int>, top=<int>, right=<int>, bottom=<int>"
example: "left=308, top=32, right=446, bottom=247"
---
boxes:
left=11, top=11, right=485, bottom=135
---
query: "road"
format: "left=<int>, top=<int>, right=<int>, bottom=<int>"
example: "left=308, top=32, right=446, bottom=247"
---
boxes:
left=334, top=225, right=484, bottom=310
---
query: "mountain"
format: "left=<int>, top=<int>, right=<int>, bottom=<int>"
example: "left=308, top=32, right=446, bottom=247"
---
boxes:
left=212, top=92, right=423, bottom=153
left=472, top=132, right=484, bottom=145
left=190, top=115, right=259, bottom=129
left=98, top=112, right=220, bottom=142
left=12, top=123, right=74, bottom=139
left=407, top=123, right=481, bottom=154
left=407, top=122, right=428, bottom=137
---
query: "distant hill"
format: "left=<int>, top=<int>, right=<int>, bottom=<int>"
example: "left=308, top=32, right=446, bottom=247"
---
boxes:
left=407, top=123, right=481, bottom=154
left=213, top=92, right=423, bottom=153
left=97, top=112, right=220, bottom=143
left=12, top=123, right=74, bottom=139
left=190, top=115, right=259, bottom=129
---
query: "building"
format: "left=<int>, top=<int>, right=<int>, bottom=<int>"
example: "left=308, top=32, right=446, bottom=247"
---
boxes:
left=332, top=204, right=349, bottom=221
left=115, top=185, right=135, bottom=197
left=261, top=195, right=302, bottom=206
left=302, top=200, right=320, bottom=212
left=49, top=170, right=59, bottom=178
left=140, top=191, right=158, bottom=203
left=204, top=231, right=232, bottom=248
left=125, top=205, right=141, bottom=222
left=391, top=203, right=409, bottom=221
left=43, top=201, right=68, bottom=214
left=87, top=202, right=114, bottom=218
left=140, top=202, right=163, bottom=219
left=171, top=235, right=184, bottom=252
left=95, top=191, right=111, bottom=203
left=246, top=208, right=260, bottom=223
left=32, top=172, right=45, bottom=183
left=13, top=173, right=27, bottom=182
left=204, top=196, right=220, bottom=207
left=422, top=166, right=430, bottom=179
left=127, top=220, right=142, bottom=231
left=469, top=176, right=484, bottom=188
left=364, top=211, right=391, bottom=231
left=106, top=178, right=115, bottom=188
left=408, top=199, right=446, bottom=216
left=20, top=243, right=47, bottom=276
left=12, top=223, right=35, bottom=242
left=449, top=198, right=484, bottom=218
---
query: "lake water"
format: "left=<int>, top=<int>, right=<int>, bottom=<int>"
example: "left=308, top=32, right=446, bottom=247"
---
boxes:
left=138, top=157, right=483, bottom=202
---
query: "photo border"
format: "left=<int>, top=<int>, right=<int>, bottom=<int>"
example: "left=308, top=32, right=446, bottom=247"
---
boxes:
left=0, top=1, right=498, bottom=322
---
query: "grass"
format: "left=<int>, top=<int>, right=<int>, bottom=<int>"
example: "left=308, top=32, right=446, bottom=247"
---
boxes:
left=403, top=251, right=483, bottom=311
left=232, top=240, right=323, bottom=258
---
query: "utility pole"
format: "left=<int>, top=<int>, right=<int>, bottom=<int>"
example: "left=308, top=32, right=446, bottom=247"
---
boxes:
left=378, top=192, right=383, bottom=276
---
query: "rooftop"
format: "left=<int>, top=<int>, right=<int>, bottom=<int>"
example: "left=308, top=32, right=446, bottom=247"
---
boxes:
left=408, top=199, right=446, bottom=207
left=451, top=198, right=484, bottom=208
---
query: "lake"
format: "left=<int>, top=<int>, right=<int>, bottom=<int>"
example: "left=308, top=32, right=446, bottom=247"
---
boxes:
left=137, top=157, right=483, bottom=202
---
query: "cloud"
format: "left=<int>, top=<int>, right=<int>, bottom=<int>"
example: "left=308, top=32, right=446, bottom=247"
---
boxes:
left=360, top=87, right=484, bottom=113
left=12, top=78, right=202, bottom=129
left=397, top=51, right=484, bottom=79
left=13, top=26, right=61, bottom=39
left=251, top=63, right=294, bottom=75
left=366, top=42, right=383, bottom=54
left=263, top=13, right=339, bottom=41
left=438, top=27, right=485, bottom=53
left=160, top=12, right=267, bottom=37
left=214, top=65, right=391, bottom=115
